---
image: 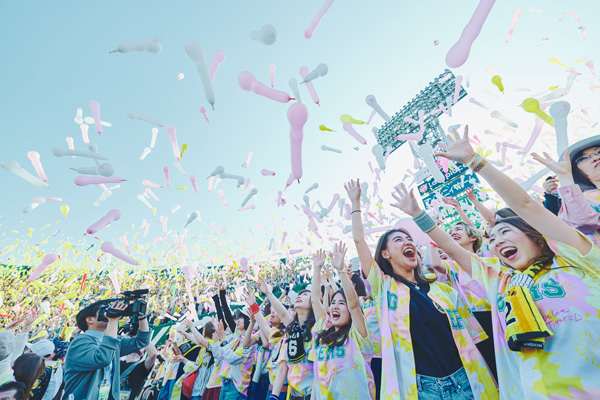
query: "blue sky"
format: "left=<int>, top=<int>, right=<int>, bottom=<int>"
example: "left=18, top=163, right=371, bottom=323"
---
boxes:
left=1, top=0, right=599, bottom=267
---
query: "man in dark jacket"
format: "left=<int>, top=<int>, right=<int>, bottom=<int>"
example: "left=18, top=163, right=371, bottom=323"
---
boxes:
left=63, top=300, right=151, bottom=400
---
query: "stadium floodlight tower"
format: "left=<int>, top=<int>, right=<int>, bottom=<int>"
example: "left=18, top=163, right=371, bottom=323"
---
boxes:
left=376, top=69, right=479, bottom=215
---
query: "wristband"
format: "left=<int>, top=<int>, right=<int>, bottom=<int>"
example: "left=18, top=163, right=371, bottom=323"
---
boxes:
left=250, top=303, right=260, bottom=315
left=413, top=210, right=437, bottom=233
left=471, top=157, right=488, bottom=173
left=138, top=314, right=147, bottom=321
left=351, top=210, right=361, bottom=214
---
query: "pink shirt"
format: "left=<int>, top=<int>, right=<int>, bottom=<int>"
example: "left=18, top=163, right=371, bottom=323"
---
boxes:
left=558, top=184, right=600, bottom=247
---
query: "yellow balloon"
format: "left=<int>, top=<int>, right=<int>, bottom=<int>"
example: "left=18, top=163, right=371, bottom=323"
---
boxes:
left=180, top=143, right=188, bottom=158
left=521, top=98, right=554, bottom=127
left=340, top=114, right=366, bottom=124
left=60, top=205, right=70, bottom=219
left=548, top=85, right=558, bottom=91
left=319, top=124, right=334, bottom=132
left=549, top=57, right=567, bottom=68
left=491, top=75, right=504, bottom=93
left=177, top=186, right=187, bottom=190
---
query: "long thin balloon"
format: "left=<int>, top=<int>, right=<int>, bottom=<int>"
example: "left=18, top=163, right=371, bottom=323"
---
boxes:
left=65, top=137, right=75, bottom=158
left=490, top=110, right=518, bottom=128
left=269, top=64, right=276, bottom=87
left=52, top=148, right=108, bottom=160
left=126, top=110, right=164, bottom=127
left=288, top=103, right=308, bottom=181
left=365, top=95, right=390, bottom=122
left=27, top=151, right=47, bottom=182
left=446, top=0, right=496, bottom=68
left=209, top=50, right=226, bottom=83
left=249, top=25, right=277, bottom=45
left=549, top=101, right=570, bottom=155
left=93, top=189, right=112, bottom=208
left=28, top=254, right=58, bottom=282
left=1, top=160, right=49, bottom=188
left=343, top=122, right=367, bottom=144
left=87, top=209, right=121, bottom=234
left=289, top=78, right=302, bottom=103
left=164, top=166, right=170, bottom=187
left=185, top=40, right=216, bottom=109
left=419, top=143, right=445, bottom=183
left=80, top=124, right=90, bottom=144
left=238, top=72, right=294, bottom=103
left=305, top=0, right=335, bottom=39
left=301, top=63, right=328, bottom=83
left=241, top=188, right=258, bottom=207
left=74, top=176, right=125, bottom=186
left=89, top=100, right=102, bottom=135
left=299, top=67, right=320, bottom=105
left=190, top=175, right=198, bottom=192
left=71, top=163, right=115, bottom=177
left=505, top=8, right=522, bottom=43
left=166, top=125, right=180, bottom=160
left=110, top=38, right=162, bottom=54
left=100, top=242, right=139, bottom=265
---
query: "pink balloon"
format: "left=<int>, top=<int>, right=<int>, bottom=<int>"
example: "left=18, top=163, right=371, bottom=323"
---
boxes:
left=190, top=175, right=198, bottom=192
left=27, top=151, right=47, bottom=182
left=261, top=169, right=276, bottom=176
left=74, top=176, right=124, bottom=186
left=238, top=71, right=293, bottom=103
left=218, top=189, right=228, bottom=206
left=586, top=60, right=596, bottom=76
left=145, top=188, right=160, bottom=201
left=120, top=235, right=131, bottom=254
left=142, top=179, right=162, bottom=188
left=166, top=125, right=180, bottom=160
left=80, top=124, right=90, bottom=144
left=87, top=209, right=121, bottom=234
left=269, top=64, right=276, bottom=88
left=299, top=66, right=320, bottom=105
left=65, top=137, right=75, bottom=158
left=209, top=50, right=226, bottom=83
left=160, top=216, right=168, bottom=235
left=163, top=166, right=170, bottom=187
left=200, top=107, right=210, bottom=123
left=100, top=241, right=139, bottom=265
left=522, top=117, right=544, bottom=154
left=89, top=100, right=102, bottom=135
left=240, top=257, right=248, bottom=272
left=28, top=253, right=58, bottom=282
left=288, top=103, right=308, bottom=181
left=305, top=0, right=335, bottom=39
left=505, top=8, right=522, bottom=43
left=446, top=0, right=496, bottom=68
left=343, top=122, right=367, bottom=144
left=238, top=205, right=256, bottom=211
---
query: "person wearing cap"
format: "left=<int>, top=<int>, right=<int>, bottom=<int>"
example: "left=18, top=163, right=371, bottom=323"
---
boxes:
left=345, top=179, right=498, bottom=400
left=532, top=135, right=600, bottom=247
left=24, top=340, right=62, bottom=400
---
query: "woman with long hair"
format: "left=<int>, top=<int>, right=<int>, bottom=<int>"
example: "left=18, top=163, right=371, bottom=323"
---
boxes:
left=259, top=277, right=316, bottom=400
left=345, top=179, right=497, bottom=400
left=13, top=353, right=45, bottom=400
left=311, top=243, right=375, bottom=400
left=393, top=126, right=600, bottom=398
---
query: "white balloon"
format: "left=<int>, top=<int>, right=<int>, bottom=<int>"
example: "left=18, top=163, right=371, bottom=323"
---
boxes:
left=490, top=111, right=518, bottom=128
left=185, top=40, right=215, bottom=109
left=372, top=144, right=386, bottom=170
left=52, top=148, right=108, bottom=160
left=150, top=128, right=159, bottom=148
left=304, top=183, right=319, bottom=194
left=127, top=110, right=164, bottom=127
left=418, top=143, right=445, bottom=183
left=110, top=38, right=162, bottom=54
left=93, top=189, right=112, bottom=208
left=321, top=145, right=341, bottom=153
left=185, top=212, right=198, bottom=228
left=549, top=101, right=571, bottom=155
left=137, top=194, right=153, bottom=209
left=289, top=78, right=302, bottom=103
left=83, top=117, right=112, bottom=127
left=249, top=24, right=277, bottom=45
left=301, top=63, right=328, bottom=83
left=23, top=196, right=47, bottom=213
left=74, top=108, right=84, bottom=124
left=208, top=166, right=225, bottom=178
left=71, top=163, right=115, bottom=177
left=1, top=160, right=49, bottom=188
left=241, top=188, right=258, bottom=207
left=173, top=159, right=188, bottom=176
left=140, top=147, right=151, bottom=160
left=365, top=95, right=391, bottom=122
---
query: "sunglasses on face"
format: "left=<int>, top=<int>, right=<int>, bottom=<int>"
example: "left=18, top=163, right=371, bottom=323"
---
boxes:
left=575, top=149, right=600, bottom=164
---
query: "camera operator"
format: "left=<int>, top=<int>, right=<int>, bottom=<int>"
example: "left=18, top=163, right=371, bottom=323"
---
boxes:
left=63, top=300, right=151, bottom=400
left=119, top=342, right=157, bottom=400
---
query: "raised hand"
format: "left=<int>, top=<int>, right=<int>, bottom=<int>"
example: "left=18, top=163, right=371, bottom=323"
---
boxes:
left=241, top=291, right=257, bottom=307
left=391, top=183, right=423, bottom=217
left=183, top=318, right=195, bottom=330
left=344, top=179, right=361, bottom=203
left=442, top=197, right=460, bottom=208
left=313, top=249, right=326, bottom=270
left=465, top=187, right=476, bottom=201
left=331, top=241, right=348, bottom=272
left=258, top=277, right=272, bottom=295
left=434, top=125, right=477, bottom=165
left=543, top=177, right=559, bottom=194
left=531, top=150, right=572, bottom=178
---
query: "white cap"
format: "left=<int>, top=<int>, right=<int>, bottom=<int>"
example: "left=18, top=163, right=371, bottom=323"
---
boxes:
left=25, top=339, right=55, bottom=358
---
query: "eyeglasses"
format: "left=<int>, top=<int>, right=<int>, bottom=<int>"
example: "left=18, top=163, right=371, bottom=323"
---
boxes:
left=575, top=149, right=600, bottom=164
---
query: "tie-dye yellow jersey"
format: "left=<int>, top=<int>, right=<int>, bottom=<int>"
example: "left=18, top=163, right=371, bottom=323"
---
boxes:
left=463, top=237, right=600, bottom=399
left=436, top=260, right=492, bottom=312
left=206, top=340, right=223, bottom=388
left=279, top=330, right=315, bottom=397
left=311, top=314, right=375, bottom=400
left=217, top=336, right=256, bottom=396
left=266, top=327, right=285, bottom=384
left=367, top=261, right=498, bottom=400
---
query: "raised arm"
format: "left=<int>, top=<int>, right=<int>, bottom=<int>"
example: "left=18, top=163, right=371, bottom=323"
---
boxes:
left=242, top=291, right=272, bottom=346
left=219, top=282, right=236, bottom=334
left=331, top=242, right=368, bottom=338
left=442, top=197, right=475, bottom=228
left=437, top=127, right=591, bottom=255
left=465, top=187, right=496, bottom=225
left=259, top=277, right=293, bottom=327
left=392, top=184, right=474, bottom=276
left=241, top=318, right=257, bottom=349
left=311, top=249, right=327, bottom=321
left=344, top=179, right=375, bottom=278
left=183, top=318, right=209, bottom=349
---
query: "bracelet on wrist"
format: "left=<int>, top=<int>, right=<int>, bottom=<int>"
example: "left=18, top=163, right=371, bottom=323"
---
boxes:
left=413, top=210, right=437, bottom=233
left=471, top=158, right=488, bottom=173
left=249, top=303, right=260, bottom=315
left=351, top=210, right=361, bottom=214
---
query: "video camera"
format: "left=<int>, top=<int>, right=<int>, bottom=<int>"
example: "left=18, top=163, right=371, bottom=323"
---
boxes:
left=97, top=289, right=149, bottom=335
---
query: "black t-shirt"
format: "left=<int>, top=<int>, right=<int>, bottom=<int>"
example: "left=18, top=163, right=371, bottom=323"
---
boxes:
left=120, top=360, right=151, bottom=400
left=408, top=282, right=464, bottom=377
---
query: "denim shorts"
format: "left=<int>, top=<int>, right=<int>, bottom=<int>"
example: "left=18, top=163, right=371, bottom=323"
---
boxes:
left=416, top=367, right=475, bottom=400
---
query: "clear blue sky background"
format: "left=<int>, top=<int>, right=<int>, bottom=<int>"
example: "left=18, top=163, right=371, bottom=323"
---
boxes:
left=1, top=1, right=599, bottom=267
